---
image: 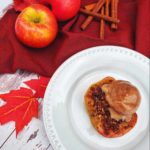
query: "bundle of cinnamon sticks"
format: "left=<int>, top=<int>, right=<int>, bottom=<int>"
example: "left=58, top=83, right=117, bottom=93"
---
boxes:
left=80, top=0, right=119, bottom=40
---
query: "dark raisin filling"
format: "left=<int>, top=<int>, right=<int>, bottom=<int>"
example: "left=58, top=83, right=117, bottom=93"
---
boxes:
left=90, top=86, right=125, bottom=134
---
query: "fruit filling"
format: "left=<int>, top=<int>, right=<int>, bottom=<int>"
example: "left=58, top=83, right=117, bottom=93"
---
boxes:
left=90, top=85, right=129, bottom=134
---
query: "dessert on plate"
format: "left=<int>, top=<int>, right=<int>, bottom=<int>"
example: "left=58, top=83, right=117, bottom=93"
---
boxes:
left=84, top=76, right=141, bottom=138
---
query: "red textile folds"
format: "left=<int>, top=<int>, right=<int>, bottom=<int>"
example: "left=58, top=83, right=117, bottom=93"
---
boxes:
left=0, top=0, right=149, bottom=77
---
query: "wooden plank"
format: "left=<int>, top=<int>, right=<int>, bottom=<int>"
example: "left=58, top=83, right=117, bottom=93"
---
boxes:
left=0, top=123, right=15, bottom=147
left=1, top=118, right=51, bottom=150
left=0, top=71, right=38, bottom=150
left=0, top=0, right=12, bottom=17
left=0, top=101, right=52, bottom=150
left=46, top=144, right=54, bottom=150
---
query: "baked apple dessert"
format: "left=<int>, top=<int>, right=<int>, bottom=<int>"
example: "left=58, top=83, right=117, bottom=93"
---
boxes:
left=84, top=77, right=141, bottom=138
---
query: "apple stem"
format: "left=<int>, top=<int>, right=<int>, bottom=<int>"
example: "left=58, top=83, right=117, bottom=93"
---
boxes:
left=33, top=18, right=40, bottom=23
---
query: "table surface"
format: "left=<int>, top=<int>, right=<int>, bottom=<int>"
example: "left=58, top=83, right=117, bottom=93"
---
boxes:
left=0, top=71, right=53, bottom=150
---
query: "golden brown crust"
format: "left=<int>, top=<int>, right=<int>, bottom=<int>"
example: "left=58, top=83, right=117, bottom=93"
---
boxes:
left=103, top=80, right=141, bottom=115
left=84, top=77, right=138, bottom=138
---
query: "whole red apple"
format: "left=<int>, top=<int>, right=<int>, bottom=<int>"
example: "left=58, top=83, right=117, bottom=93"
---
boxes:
left=15, top=4, right=58, bottom=48
left=50, top=0, right=81, bottom=21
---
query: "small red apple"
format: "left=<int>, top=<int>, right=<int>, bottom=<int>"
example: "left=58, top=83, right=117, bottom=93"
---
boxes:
left=15, top=4, right=58, bottom=48
left=50, top=0, right=81, bottom=21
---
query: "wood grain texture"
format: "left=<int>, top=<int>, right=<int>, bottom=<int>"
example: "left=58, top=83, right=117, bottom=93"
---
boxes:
left=0, top=71, right=53, bottom=150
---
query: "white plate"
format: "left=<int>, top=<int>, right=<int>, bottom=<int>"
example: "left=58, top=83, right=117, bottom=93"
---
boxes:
left=43, top=46, right=149, bottom=150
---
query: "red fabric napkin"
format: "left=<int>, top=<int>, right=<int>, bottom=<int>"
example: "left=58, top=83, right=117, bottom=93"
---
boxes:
left=0, top=0, right=149, bottom=77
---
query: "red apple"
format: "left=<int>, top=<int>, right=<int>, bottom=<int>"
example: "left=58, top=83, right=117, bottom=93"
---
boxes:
left=15, top=4, right=58, bottom=48
left=50, top=0, right=81, bottom=21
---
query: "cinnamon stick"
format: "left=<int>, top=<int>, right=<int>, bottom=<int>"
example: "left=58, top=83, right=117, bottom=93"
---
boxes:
left=111, top=0, right=119, bottom=29
left=84, top=3, right=96, bottom=11
left=80, top=8, right=119, bottom=23
left=105, top=0, right=110, bottom=16
left=100, top=7, right=105, bottom=40
left=81, top=0, right=106, bottom=30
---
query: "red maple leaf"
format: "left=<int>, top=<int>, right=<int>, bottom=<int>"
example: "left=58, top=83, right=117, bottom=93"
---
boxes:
left=13, top=0, right=49, bottom=11
left=0, top=88, right=38, bottom=135
left=24, top=76, right=50, bottom=98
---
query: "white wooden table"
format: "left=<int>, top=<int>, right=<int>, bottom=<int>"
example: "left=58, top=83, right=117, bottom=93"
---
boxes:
left=0, top=71, right=53, bottom=150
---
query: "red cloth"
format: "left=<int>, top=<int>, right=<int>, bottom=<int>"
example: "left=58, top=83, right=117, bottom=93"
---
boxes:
left=0, top=0, right=149, bottom=77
